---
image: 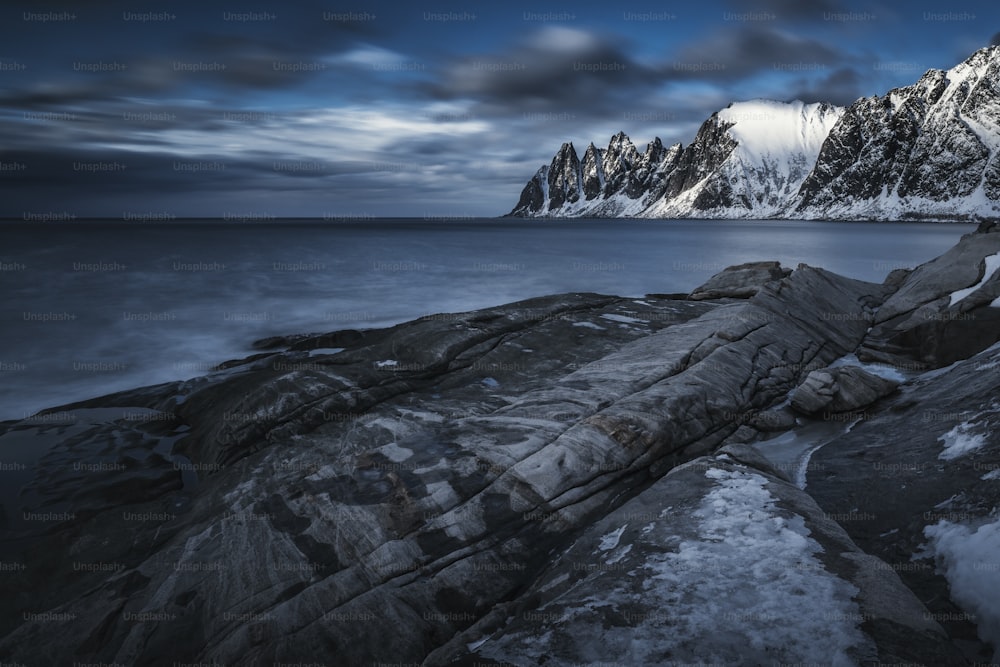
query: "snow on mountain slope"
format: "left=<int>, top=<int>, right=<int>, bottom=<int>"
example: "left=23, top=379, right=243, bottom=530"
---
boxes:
left=508, top=100, right=842, bottom=218
left=720, top=99, right=842, bottom=168
left=795, top=46, right=1000, bottom=221
left=508, top=46, right=1000, bottom=221
left=645, top=100, right=842, bottom=218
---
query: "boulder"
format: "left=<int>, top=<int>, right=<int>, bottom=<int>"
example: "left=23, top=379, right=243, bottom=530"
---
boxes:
left=790, top=365, right=899, bottom=416
left=688, top=260, right=792, bottom=300
left=859, top=227, right=1000, bottom=369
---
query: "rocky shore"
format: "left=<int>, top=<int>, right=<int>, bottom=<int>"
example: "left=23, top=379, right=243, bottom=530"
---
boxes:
left=2, top=223, right=1000, bottom=666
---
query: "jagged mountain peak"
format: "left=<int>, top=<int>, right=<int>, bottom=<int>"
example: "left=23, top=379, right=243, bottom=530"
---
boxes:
left=957, top=44, right=1000, bottom=71
left=555, top=141, right=577, bottom=157
left=508, top=48, right=1000, bottom=220
left=581, top=142, right=605, bottom=201
left=794, top=45, right=1000, bottom=219
left=607, top=130, right=632, bottom=146
left=604, top=132, right=639, bottom=166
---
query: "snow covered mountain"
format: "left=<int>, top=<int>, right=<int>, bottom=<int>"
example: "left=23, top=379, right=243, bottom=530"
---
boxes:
left=509, top=100, right=842, bottom=218
left=508, top=46, right=1000, bottom=221
left=796, top=47, right=1000, bottom=220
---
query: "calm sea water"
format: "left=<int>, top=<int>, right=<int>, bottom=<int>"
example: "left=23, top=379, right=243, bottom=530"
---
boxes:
left=0, top=218, right=976, bottom=421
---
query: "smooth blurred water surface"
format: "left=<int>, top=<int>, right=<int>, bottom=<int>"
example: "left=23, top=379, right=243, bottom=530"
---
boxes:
left=0, top=218, right=975, bottom=420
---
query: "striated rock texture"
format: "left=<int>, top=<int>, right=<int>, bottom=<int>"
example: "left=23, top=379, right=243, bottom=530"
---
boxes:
left=431, top=450, right=955, bottom=666
left=508, top=46, right=1000, bottom=221
left=1, top=268, right=897, bottom=665
left=688, top=260, right=792, bottom=300
left=807, top=340, right=1000, bottom=662
left=789, top=365, right=899, bottom=416
left=3, top=226, right=1000, bottom=664
left=859, top=221, right=1000, bottom=368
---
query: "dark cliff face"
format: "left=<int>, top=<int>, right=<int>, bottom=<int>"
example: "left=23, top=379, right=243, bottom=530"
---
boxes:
left=621, top=138, right=680, bottom=200
left=797, top=47, right=1000, bottom=214
left=662, top=114, right=741, bottom=210
left=633, top=140, right=683, bottom=204
left=795, top=72, right=945, bottom=208
left=511, top=166, right=548, bottom=215
left=581, top=143, right=604, bottom=201
left=546, top=142, right=582, bottom=211
left=602, top=131, right=641, bottom=198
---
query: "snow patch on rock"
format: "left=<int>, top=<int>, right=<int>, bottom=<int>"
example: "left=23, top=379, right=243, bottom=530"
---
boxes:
left=924, top=518, right=1000, bottom=660
left=601, top=313, right=644, bottom=324
left=938, top=422, right=988, bottom=460
left=949, top=252, right=1000, bottom=306
left=597, top=524, right=628, bottom=552
left=638, top=467, right=869, bottom=664
left=572, top=321, right=606, bottom=330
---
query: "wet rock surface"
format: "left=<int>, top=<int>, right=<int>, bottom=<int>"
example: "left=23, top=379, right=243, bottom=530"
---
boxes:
left=2, top=228, right=999, bottom=664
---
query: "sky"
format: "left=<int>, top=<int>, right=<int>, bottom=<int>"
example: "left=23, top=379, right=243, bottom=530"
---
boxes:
left=0, top=0, right=998, bottom=218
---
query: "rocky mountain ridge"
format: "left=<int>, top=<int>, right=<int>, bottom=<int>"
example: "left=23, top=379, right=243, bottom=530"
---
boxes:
left=509, top=46, right=1000, bottom=221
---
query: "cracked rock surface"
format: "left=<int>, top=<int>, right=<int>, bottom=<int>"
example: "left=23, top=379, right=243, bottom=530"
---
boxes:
left=2, top=228, right=999, bottom=664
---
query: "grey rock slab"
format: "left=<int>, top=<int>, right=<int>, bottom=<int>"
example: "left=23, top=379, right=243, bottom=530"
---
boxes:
left=807, top=341, right=1000, bottom=662
left=688, top=260, right=792, bottom=300
left=432, top=453, right=956, bottom=666
left=790, top=365, right=900, bottom=416
left=0, top=268, right=892, bottom=664
left=860, top=226, right=1000, bottom=369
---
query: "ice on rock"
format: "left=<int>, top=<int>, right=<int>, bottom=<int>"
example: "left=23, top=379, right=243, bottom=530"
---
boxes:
left=924, top=517, right=1000, bottom=660
left=597, top=524, right=628, bottom=551
left=949, top=252, right=1000, bottom=306
left=938, top=422, right=987, bottom=460
left=637, top=468, right=870, bottom=665
left=600, top=313, right=643, bottom=324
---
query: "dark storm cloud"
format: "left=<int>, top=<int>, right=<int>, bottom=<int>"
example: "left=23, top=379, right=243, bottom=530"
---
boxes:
left=666, top=26, right=851, bottom=81
left=0, top=146, right=426, bottom=193
left=427, top=27, right=660, bottom=113
left=788, top=67, right=865, bottom=106
left=424, top=24, right=857, bottom=121
left=0, top=63, right=180, bottom=112
left=0, top=148, right=268, bottom=194
left=0, top=0, right=387, bottom=111
left=176, top=34, right=335, bottom=90
left=0, top=143, right=438, bottom=215
left=0, top=100, right=289, bottom=153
